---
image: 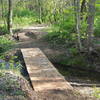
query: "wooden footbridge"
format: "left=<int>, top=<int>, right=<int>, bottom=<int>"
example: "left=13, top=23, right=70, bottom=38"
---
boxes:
left=21, top=48, right=73, bottom=92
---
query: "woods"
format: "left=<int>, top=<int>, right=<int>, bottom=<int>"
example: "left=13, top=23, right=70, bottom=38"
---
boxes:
left=0, top=0, right=100, bottom=100
left=0, top=0, right=97, bottom=43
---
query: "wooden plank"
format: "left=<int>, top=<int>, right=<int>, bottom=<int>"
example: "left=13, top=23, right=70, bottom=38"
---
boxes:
left=21, top=48, right=73, bottom=91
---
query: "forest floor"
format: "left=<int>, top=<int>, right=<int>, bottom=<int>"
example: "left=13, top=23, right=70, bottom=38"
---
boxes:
left=10, top=24, right=100, bottom=100
left=14, top=24, right=68, bottom=63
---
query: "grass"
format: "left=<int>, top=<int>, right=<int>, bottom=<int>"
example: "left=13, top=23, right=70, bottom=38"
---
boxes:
left=13, top=16, right=38, bottom=28
left=13, top=7, right=39, bottom=28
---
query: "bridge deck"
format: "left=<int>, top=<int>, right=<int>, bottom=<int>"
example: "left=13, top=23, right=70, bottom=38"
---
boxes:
left=21, top=48, right=72, bottom=91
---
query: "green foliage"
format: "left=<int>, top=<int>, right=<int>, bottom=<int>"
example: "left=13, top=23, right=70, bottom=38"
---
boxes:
left=44, top=16, right=75, bottom=44
left=68, top=56, right=86, bottom=67
left=57, top=17, right=75, bottom=40
left=14, top=7, right=35, bottom=17
left=14, top=16, right=37, bottom=28
left=93, top=87, right=100, bottom=99
left=13, top=6, right=38, bottom=27
left=94, top=1, right=100, bottom=37
left=44, top=31, right=66, bottom=44
left=0, top=36, right=12, bottom=45
left=59, top=48, right=86, bottom=67
left=68, top=48, right=78, bottom=56
left=0, top=72, right=4, bottom=77
left=0, top=55, right=22, bottom=72
left=0, top=36, right=14, bottom=54
left=12, top=90, right=26, bottom=96
left=61, top=56, right=87, bottom=67
left=94, top=17, right=100, bottom=37
left=0, top=25, right=8, bottom=35
left=43, top=0, right=100, bottom=49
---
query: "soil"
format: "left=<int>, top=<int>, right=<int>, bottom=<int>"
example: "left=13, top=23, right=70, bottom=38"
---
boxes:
left=0, top=71, right=96, bottom=100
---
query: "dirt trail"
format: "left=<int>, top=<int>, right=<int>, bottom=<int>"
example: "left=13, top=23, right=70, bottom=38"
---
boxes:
left=15, top=24, right=66, bottom=62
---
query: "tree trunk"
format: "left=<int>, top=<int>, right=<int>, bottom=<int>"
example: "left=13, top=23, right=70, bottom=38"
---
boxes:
left=74, top=0, right=82, bottom=50
left=37, top=0, right=42, bottom=23
left=0, top=0, right=3, bottom=19
left=0, top=0, right=7, bottom=27
left=81, top=0, right=86, bottom=13
left=80, top=0, right=87, bottom=20
left=87, top=0, right=96, bottom=52
left=7, top=0, right=13, bottom=34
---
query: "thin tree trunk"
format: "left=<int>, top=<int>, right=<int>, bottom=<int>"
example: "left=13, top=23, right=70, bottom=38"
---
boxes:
left=39, top=6, right=42, bottom=23
left=80, top=0, right=87, bottom=20
left=81, top=0, right=86, bottom=13
left=7, top=0, right=13, bottom=34
left=37, top=0, right=42, bottom=23
left=53, top=0, right=57, bottom=23
left=87, top=0, right=96, bottom=52
left=1, top=0, right=3, bottom=19
left=0, top=0, right=7, bottom=27
left=74, top=0, right=82, bottom=50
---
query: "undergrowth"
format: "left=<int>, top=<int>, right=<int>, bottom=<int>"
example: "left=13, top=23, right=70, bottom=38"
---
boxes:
left=93, top=87, right=100, bottom=99
left=0, top=36, right=14, bottom=54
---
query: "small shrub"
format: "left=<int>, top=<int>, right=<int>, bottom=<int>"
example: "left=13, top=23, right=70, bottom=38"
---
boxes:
left=0, top=25, right=8, bottom=35
left=60, top=48, right=87, bottom=67
left=69, top=56, right=86, bottom=67
left=0, top=55, right=22, bottom=72
left=68, top=48, right=79, bottom=56
left=0, top=36, right=14, bottom=54
left=94, top=17, right=100, bottom=37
